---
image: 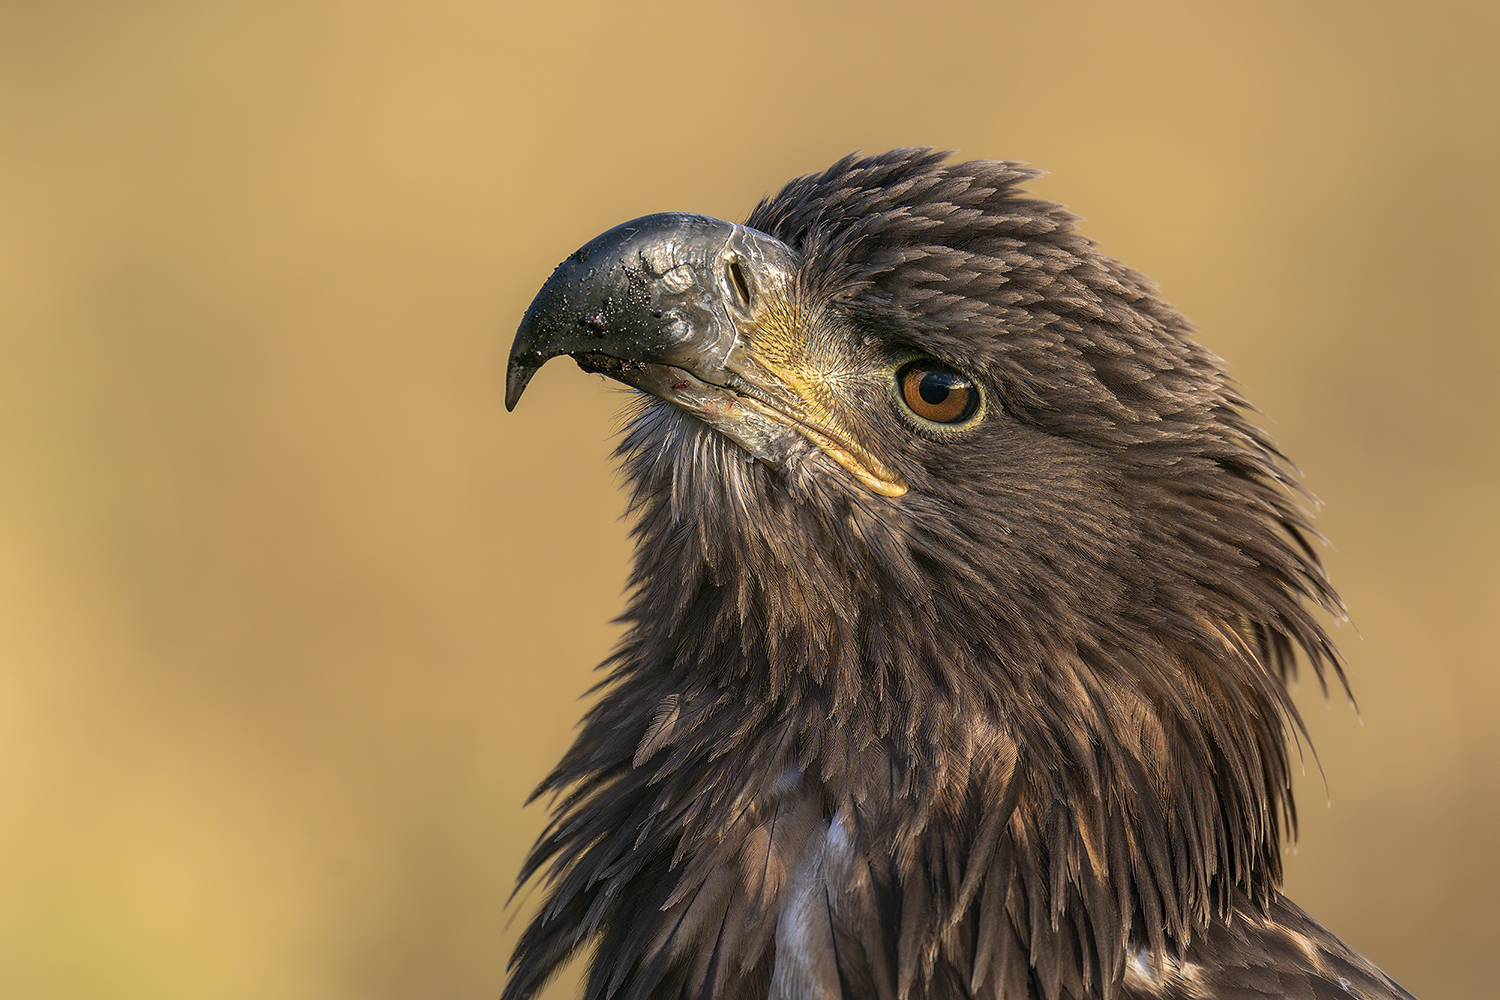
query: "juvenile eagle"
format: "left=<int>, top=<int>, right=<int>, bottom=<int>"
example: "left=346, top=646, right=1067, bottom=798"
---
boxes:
left=502, top=149, right=1415, bottom=1000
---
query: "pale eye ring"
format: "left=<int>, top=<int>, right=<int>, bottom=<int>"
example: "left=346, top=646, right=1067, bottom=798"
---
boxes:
left=896, top=361, right=980, bottom=424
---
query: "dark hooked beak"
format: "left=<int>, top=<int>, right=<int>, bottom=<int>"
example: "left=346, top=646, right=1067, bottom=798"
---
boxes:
left=505, top=212, right=795, bottom=411
left=506, top=211, right=908, bottom=498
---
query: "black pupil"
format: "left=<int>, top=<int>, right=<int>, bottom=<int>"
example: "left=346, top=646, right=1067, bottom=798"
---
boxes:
left=919, top=372, right=956, bottom=405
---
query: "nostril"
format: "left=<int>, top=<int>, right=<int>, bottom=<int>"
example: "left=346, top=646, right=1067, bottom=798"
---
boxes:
left=726, top=257, right=752, bottom=310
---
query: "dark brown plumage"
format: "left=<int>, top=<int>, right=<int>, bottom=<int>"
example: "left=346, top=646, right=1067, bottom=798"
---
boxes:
left=502, top=149, right=1415, bottom=1000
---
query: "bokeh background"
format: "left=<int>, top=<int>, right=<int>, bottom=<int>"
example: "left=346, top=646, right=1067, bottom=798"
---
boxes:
left=3, top=2, right=1496, bottom=998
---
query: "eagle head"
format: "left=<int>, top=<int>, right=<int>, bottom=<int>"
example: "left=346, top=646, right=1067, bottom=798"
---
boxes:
left=502, top=150, right=1391, bottom=1000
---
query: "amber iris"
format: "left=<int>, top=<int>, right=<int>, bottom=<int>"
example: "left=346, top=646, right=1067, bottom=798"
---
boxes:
left=898, top=362, right=979, bottom=424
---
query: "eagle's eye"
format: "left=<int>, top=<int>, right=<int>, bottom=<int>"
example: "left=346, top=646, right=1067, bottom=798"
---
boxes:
left=896, top=361, right=981, bottom=426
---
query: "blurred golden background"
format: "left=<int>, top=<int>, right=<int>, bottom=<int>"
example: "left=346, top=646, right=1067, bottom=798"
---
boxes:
left=2, top=2, right=1495, bottom=998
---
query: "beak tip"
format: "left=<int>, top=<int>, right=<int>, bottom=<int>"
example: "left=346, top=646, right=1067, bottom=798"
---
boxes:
left=505, top=360, right=538, bottom=412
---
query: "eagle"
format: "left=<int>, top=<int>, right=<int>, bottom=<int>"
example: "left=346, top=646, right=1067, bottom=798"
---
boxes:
left=501, top=149, right=1415, bottom=1000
